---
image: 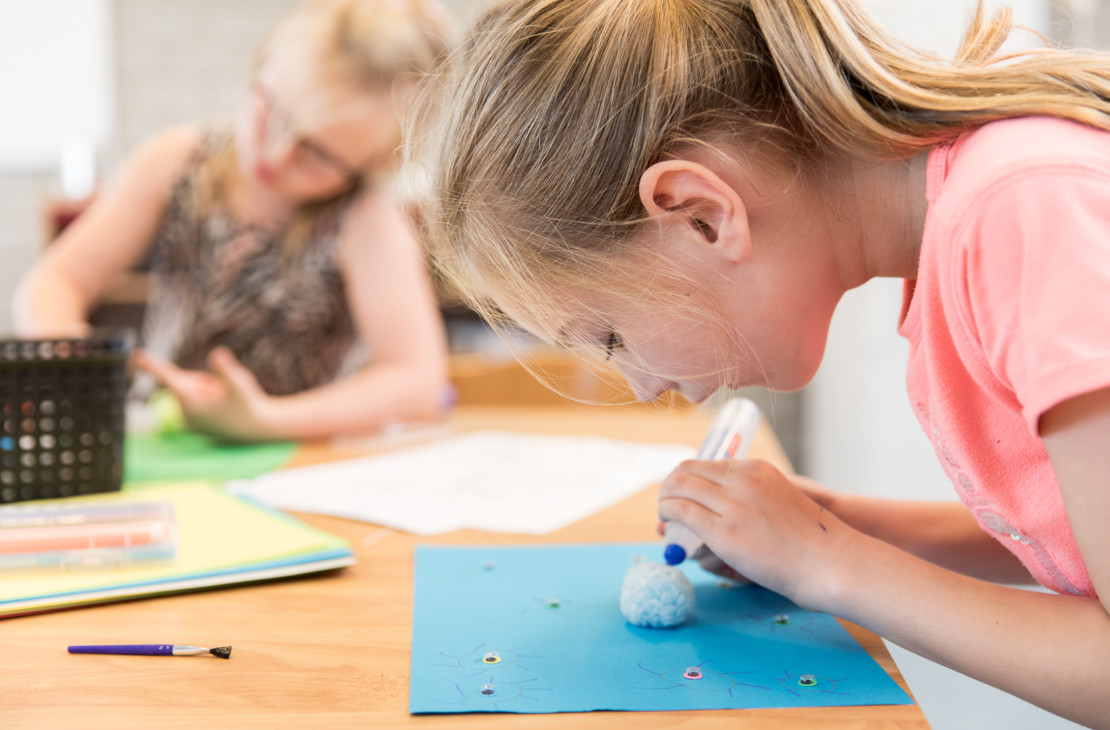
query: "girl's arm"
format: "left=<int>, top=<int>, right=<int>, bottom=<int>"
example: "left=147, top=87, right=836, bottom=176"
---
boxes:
left=825, top=528, right=1109, bottom=729
left=659, top=387, right=1110, bottom=729
left=827, top=377, right=1110, bottom=730
left=242, top=188, right=451, bottom=441
left=12, top=126, right=199, bottom=336
left=793, top=475, right=1035, bottom=584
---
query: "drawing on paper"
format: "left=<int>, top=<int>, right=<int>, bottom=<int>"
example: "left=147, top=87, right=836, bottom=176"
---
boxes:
left=409, top=542, right=914, bottom=714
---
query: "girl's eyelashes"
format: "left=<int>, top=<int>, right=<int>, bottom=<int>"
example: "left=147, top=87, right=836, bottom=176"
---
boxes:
left=604, top=332, right=624, bottom=361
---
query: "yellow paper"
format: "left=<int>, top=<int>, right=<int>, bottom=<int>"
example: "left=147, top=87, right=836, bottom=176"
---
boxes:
left=0, top=482, right=351, bottom=614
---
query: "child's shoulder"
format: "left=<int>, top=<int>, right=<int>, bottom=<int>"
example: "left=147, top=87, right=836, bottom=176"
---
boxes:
left=931, top=116, right=1110, bottom=232
left=948, top=116, right=1110, bottom=186
left=130, top=124, right=208, bottom=168
left=115, top=123, right=209, bottom=189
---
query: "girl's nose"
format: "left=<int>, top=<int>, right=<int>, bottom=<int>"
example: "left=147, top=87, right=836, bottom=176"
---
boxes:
left=621, top=369, right=669, bottom=403
left=262, top=136, right=297, bottom=169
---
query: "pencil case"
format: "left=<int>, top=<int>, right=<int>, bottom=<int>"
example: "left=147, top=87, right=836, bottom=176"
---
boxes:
left=0, top=329, right=133, bottom=504
left=0, top=500, right=177, bottom=571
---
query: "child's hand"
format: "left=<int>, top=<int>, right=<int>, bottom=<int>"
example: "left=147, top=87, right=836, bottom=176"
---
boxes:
left=657, top=459, right=858, bottom=611
left=654, top=519, right=752, bottom=583
left=693, top=549, right=753, bottom=585
left=133, top=347, right=276, bottom=442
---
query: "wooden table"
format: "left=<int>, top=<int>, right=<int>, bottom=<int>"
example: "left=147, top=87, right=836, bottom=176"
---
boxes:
left=1, top=405, right=928, bottom=728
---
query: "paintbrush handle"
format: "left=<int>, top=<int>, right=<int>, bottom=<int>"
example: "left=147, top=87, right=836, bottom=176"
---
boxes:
left=68, top=644, right=175, bottom=656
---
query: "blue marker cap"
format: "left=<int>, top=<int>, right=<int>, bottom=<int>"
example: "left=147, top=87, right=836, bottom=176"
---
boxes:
left=663, top=543, right=687, bottom=566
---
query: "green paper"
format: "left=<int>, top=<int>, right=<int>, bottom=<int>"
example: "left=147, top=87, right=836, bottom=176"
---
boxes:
left=124, top=431, right=296, bottom=483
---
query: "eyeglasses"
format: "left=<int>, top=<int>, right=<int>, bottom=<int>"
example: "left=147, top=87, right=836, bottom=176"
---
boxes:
left=253, top=82, right=365, bottom=183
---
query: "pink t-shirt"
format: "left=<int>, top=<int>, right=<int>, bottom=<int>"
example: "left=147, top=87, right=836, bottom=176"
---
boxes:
left=900, top=116, right=1110, bottom=597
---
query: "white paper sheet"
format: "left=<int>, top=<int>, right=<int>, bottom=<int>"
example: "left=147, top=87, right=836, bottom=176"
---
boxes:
left=226, top=431, right=696, bottom=536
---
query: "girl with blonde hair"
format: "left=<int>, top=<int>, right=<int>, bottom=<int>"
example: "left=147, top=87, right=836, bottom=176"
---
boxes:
left=405, top=0, right=1110, bottom=724
left=16, top=0, right=454, bottom=442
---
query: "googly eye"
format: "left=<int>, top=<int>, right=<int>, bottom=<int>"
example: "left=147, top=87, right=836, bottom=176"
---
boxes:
left=773, top=613, right=790, bottom=625
left=482, top=651, right=501, bottom=664
left=683, top=667, right=703, bottom=680
left=480, top=683, right=496, bottom=696
left=798, top=674, right=817, bottom=687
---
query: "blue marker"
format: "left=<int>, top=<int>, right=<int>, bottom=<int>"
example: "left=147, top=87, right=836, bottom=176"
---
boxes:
left=663, top=397, right=761, bottom=566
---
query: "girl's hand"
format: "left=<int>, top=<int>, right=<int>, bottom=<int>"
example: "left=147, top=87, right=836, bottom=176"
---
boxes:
left=657, top=459, right=860, bottom=611
left=133, top=347, right=277, bottom=442
left=654, top=519, right=752, bottom=583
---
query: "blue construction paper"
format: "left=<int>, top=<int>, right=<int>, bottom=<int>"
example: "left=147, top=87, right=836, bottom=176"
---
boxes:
left=410, top=543, right=913, bottom=714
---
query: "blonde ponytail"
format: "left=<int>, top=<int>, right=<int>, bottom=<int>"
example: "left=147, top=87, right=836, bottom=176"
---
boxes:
left=406, top=0, right=1110, bottom=343
left=750, top=0, right=1110, bottom=155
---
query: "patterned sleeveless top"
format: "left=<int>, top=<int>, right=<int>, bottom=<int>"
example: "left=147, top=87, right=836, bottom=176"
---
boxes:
left=140, top=130, right=358, bottom=397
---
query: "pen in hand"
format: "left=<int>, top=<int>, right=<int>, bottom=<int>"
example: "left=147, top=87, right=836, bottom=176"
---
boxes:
left=663, top=397, right=760, bottom=565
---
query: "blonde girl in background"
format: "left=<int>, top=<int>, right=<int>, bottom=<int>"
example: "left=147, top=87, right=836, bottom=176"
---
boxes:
left=405, top=0, right=1110, bottom=725
left=14, top=0, right=453, bottom=443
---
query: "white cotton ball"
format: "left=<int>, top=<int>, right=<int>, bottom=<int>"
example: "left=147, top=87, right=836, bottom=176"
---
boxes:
left=619, top=561, right=695, bottom=628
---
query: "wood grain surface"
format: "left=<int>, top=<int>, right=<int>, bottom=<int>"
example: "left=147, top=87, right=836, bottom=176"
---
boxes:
left=0, top=405, right=928, bottom=729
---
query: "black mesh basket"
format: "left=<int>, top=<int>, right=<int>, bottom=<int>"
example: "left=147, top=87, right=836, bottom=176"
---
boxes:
left=0, top=330, right=134, bottom=503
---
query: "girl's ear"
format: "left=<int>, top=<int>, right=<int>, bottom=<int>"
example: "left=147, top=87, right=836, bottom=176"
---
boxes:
left=638, top=160, right=751, bottom=263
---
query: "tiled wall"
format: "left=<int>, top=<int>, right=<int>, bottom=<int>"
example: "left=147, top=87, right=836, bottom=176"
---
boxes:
left=0, top=0, right=301, bottom=332
left=112, top=0, right=301, bottom=154
left=0, top=0, right=482, bottom=333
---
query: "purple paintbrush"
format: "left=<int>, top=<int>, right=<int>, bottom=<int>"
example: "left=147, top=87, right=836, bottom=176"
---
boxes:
left=68, top=644, right=231, bottom=658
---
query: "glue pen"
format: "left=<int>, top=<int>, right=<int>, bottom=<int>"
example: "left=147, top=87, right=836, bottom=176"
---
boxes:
left=663, top=397, right=761, bottom=566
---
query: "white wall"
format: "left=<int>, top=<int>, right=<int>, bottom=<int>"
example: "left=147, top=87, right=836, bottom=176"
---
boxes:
left=0, top=1, right=115, bottom=172
left=867, top=0, right=1049, bottom=56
